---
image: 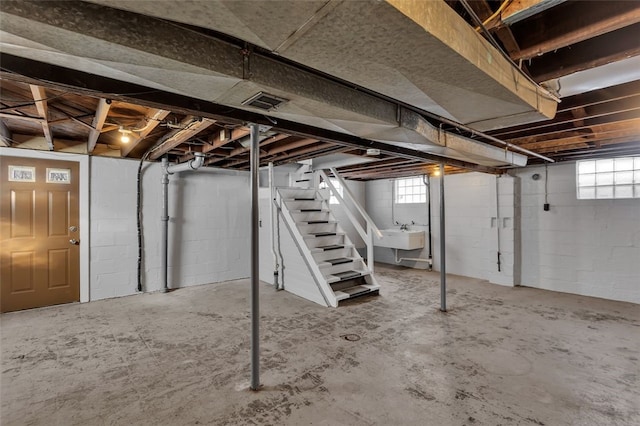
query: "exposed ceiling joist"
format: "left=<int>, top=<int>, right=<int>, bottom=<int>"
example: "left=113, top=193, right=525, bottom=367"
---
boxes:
left=28, top=84, right=53, bottom=150
left=511, top=0, right=640, bottom=61
left=528, top=23, right=640, bottom=82
left=88, top=99, right=111, bottom=153
left=121, top=108, right=170, bottom=157
left=515, top=118, right=640, bottom=150
left=0, top=111, right=43, bottom=123
left=148, top=116, right=215, bottom=160
left=202, top=128, right=250, bottom=154
left=266, top=138, right=320, bottom=156
left=467, top=0, right=522, bottom=57
left=214, top=133, right=291, bottom=162
left=500, top=0, right=567, bottom=27
left=494, top=96, right=640, bottom=140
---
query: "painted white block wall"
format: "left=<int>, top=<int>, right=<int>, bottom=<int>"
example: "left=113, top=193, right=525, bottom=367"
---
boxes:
left=90, top=157, right=251, bottom=300
left=515, top=162, right=640, bottom=304
left=365, top=164, right=639, bottom=304
left=365, top=173, right=514, bottom=284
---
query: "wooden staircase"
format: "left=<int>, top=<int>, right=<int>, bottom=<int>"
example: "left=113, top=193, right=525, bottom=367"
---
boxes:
left=276, top=183, right=380, bottom=306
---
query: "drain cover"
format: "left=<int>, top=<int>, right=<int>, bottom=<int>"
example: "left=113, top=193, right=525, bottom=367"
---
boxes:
left=341, top=334, right=361, bottom=342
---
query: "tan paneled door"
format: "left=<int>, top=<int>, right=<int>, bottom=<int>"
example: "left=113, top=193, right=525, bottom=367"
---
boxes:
left=1, top=156, right=80, bottom=312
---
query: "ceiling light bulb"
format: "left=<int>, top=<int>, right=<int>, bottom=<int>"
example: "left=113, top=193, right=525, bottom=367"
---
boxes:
left=121, top=134, right=130, bottom=144
left=433, top=169, right=441, bottom=177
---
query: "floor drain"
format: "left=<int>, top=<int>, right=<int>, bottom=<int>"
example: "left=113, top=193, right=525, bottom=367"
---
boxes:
left=341, top=334, right=361, bottom=342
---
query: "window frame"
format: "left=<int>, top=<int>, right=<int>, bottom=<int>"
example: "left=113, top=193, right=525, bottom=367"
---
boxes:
left=394, top=176, right=426, bottom=204
left=576, top=156, right=640, bottom=200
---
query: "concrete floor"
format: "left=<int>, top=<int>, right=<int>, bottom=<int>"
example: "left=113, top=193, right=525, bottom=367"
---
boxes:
left=1, top=264, right=639, bottom=426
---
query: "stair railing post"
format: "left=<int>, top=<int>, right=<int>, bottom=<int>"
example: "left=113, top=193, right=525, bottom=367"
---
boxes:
left=367, top=224, right=374, bottom=273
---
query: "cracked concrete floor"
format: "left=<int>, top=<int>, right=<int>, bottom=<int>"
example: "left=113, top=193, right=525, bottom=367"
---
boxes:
left=1, top=264, right=639, bottom=425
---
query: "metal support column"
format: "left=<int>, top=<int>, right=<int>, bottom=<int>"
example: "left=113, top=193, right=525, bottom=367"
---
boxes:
left=439, top=163, right=446, bottom=312
left=250, top=123, right=260, bottom=391
left=161, top=157, right=169, bottom=293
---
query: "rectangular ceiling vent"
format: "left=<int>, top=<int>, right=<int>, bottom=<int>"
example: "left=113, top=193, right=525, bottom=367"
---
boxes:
left=242, top=92, right=288, bottom=111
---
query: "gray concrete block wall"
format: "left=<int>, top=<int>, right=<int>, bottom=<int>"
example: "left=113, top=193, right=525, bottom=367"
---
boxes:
left=90, top=157, right=251, bottom=300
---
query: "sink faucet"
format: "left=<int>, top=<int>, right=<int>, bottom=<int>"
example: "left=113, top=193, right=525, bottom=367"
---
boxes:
left=400, top=223, right=408, bottom=231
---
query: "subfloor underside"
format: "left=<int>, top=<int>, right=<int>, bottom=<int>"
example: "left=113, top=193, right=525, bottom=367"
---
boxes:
left=1, top=264, right=639, bottom=425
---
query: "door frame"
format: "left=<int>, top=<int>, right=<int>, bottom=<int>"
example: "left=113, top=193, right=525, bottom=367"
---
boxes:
left=1, top=147, right=90, bottom=303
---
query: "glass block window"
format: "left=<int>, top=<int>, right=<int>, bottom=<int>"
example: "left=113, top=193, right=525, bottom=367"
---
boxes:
left=319, top=178, right=343, bottom=204
left=576, top=156, right=640, bottom=199
left=395, top=177, right=426, bottom=204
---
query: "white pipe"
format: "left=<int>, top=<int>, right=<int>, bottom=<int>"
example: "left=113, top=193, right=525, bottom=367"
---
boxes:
left=166, top=152, right=205, bottom=174
left=161, top=152, right=205, bottom=293
left=268, top=162, right=282, bottom=290
left=394, top=248, right=433, bottom=266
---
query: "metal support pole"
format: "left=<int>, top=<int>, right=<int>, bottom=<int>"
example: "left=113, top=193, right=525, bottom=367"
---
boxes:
left=439, top=163, right=446, bottom=312
left=250, top=123, right=260, bottom=391
left=161, top=157, right=169, bottom=293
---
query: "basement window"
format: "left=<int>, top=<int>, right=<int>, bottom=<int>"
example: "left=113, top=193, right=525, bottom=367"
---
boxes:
left=319, top=178, right=343, bottom=204
left=395, top=177, right=426, bottom=204
left=576, top=156, right=640, bottom=199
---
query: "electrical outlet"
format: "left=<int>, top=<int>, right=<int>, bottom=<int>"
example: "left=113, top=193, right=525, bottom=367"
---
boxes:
left=543, top=203, right=550, bottom=211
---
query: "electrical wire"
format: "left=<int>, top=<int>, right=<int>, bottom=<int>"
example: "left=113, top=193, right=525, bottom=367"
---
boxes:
left=475, top=0, right=513, bottom=30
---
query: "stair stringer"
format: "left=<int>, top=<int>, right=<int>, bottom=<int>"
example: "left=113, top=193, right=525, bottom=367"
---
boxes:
left=277, top=194, right=338, bottom=307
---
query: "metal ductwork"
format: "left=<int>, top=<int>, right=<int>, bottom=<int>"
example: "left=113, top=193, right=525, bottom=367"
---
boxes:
left=0, top=1, right=558, bottom=167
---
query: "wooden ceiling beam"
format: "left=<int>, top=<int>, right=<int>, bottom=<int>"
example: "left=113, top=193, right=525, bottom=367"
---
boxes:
left=338, top=158, right=419, bottom=174
left=270, top=145, right=348, bottom=167
left=202, top=127, right=249, bottom=153
left=536, top=136, right=640, bottom=155
left=527, top=23, right=640, bottom=82
left=511, top=1, right=640, bottom=61
left=556, top=80, right=640, bottom=112
left=494, top=96, right=640, bottom=140
left=28, top=84, right=53, bottom=150
left=227, top=141, right=335, bottom=168
left=0, top=111, right=43, bottom=123
left=500, top=0, right=567, bottom=27
left=266, top=138, right=319, bottom=156
left=515, top=118, right=640, bottom=150
left=88, top=99, right=111, bottom=153
left=121, top=108, right=170, bottom=157
left=205, top=133, right=291, bottom=166
left=467, top=0, right=522, bottom=57
left=148, top=116, right=215, bottom=160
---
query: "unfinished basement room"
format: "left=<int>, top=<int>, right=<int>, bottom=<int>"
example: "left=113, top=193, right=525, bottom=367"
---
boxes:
left=0, top=1, right=638, bottom=425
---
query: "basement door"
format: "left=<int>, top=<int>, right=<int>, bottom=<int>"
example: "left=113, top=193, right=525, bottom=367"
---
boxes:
left=1, top=156, right=80, bottom=313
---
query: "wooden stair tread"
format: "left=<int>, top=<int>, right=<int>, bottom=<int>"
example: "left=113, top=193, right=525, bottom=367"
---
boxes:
left=308, top=232, right=337, bottom=237
left=325, top=258, right=353, bottom=265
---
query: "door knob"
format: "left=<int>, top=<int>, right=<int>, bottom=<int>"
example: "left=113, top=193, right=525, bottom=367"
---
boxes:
left=69, top=239, right=80, bottom=245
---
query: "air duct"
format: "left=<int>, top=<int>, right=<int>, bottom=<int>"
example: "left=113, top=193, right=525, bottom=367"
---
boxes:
left=0, top=1, right=558, bottom=168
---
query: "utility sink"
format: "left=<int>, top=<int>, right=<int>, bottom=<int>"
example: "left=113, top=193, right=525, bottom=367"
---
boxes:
left=375, top=229, right=425, bottom=250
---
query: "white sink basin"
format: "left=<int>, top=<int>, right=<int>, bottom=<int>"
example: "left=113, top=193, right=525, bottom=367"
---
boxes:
left=375, top=229, right=425, bottom=250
